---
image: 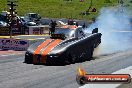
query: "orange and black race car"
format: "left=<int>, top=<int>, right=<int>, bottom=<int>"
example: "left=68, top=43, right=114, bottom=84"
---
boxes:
left=24, top=26, right=102, bottom=65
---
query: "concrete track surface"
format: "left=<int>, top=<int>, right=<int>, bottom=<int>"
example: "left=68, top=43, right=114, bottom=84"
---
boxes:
left=0, top=49, right=132, bottom=88
left=0, top=31, right=132, bottom=88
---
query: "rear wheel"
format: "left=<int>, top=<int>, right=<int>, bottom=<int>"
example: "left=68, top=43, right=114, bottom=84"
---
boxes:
left=86, top=46, right=94, bottom=61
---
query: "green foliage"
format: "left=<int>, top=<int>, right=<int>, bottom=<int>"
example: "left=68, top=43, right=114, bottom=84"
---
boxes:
left=0, top=0, right=122, bottom=20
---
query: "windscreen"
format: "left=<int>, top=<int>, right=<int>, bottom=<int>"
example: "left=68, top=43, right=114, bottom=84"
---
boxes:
left=54, top=28, right=74, bottom=37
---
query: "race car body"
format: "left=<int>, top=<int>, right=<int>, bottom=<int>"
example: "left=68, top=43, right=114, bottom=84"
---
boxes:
left=25, top=26, right=102, bottom=65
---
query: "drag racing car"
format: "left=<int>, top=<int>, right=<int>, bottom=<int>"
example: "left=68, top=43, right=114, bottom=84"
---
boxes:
left=24, top=25, right=102, bottom=65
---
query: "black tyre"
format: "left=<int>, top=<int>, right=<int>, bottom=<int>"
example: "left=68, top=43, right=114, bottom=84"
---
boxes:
left=87, top=46, right=94, bottom=61
left=24, top=58, right=33, bottom=64
left=65, top=53, right=76, bottom=64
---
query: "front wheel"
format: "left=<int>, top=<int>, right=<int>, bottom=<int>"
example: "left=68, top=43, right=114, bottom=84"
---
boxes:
left=65, top=53, right=76, bottom=64
left=24, top=58, right=33, bottom=64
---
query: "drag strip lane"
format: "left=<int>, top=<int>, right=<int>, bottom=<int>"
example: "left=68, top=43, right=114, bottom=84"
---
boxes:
left=0, top=52, right=25, bottom=63
left=0, top=53, right=24, bottom=58
left=0, top=50, right=132, bottom=88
